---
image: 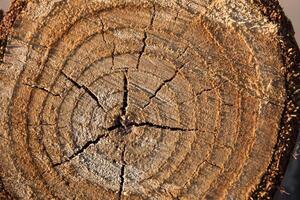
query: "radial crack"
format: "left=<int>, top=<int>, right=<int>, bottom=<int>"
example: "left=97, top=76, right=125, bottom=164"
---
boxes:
left=177, top=46, right=189, bottom=59
left=179, top=80, right=229, bottom=105
left=107, top=123, right=122, bottom=132
left=136, top=32, right=147, bottom=70
left=129, top=121, right=199, bottom=132
left=23, top=83, right=61, bottom=97
left=135, top=3, right=155, bottom=70
left=121, top=70, right=129, bottom=116
left=62, top=72, right=105, bottom=111
left=205, top=160, right=222, bottom=170
left=150, top=4, right=156, bottom=27
left=99, top=18, right=108, bottom=45
left=111, top=43, right=116, bottom=68
left=106, top=119, right=198, bottom=132
left=117, top=145, right=126, bottom=200
left=53, top=133, right=109, bottom=167
left=143, top=63, right=186, bottom=108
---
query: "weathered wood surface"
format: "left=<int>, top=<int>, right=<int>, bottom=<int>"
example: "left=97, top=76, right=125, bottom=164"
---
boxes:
left=0, top=0, right=298, bottom=199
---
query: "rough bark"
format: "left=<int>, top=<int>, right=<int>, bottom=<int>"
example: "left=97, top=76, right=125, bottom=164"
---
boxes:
left=0, top=0, right=299, bottom=199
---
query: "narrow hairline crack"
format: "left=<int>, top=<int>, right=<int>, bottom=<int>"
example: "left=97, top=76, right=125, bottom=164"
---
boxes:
left=99, top=18, right=116, bottom=69
left=136, top=32, right=147, bottom=70
left=135, top=4, right=156, bottom=70
left=99, top=18, right=108, bottom=45
left=23, top=83, right=61, bottom=97
left=53, top=133, right=109, bottom=167
left=150, top=4, right=156, bottom=27
left=212, top=73, right=285, bottom=107
left=176, top=46, right=188, bottom=59
left=143, top=62, right=187, bottom=109
left=61, top=72, right=106, bottom=111
left=129, top=121, right=199, bottom=132
left=178, top=80, right=229, bottom=105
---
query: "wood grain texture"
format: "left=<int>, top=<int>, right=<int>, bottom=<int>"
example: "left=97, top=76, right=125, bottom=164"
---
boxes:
left=0, top=0, right=295, bottom=199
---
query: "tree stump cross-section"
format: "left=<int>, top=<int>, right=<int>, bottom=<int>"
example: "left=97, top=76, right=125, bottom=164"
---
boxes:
left=0, top=0, right=299, bottom=199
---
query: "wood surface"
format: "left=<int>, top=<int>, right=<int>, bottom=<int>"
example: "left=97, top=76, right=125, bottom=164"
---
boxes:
left=0, top=0, right=299, bottom=199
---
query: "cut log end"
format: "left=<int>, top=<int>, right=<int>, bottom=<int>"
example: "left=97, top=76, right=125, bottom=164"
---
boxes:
left=0, top=0, right=299, bottom=199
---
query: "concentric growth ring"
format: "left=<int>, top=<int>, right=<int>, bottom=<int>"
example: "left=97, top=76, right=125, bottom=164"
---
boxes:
left=0, top=0, right=289, bottom=199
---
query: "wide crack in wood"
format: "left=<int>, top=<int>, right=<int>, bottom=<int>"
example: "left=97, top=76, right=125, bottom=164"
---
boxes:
left=117, top=145, right=126, bottom=200
left=53, top=70, right=129, bottom=167
left=53, top=133, right=109, bottom=167
left=121, top=70, right=129, bottom=116
left=111, top=43, right=116, bottom=68
left=107, top=120, right=198, bottom=132
left=115, top=70, right=130, bottom=200
left=62, top=72, right=105, bottom=111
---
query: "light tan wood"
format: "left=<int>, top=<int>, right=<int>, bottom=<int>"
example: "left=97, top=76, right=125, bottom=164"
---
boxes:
left=0, top=0, right=293, bottom=199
